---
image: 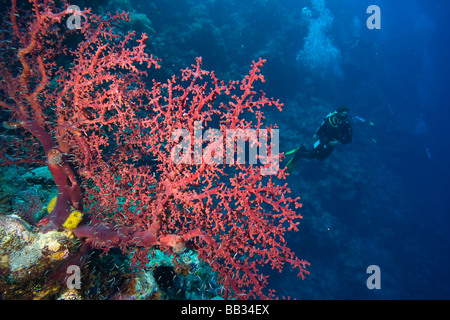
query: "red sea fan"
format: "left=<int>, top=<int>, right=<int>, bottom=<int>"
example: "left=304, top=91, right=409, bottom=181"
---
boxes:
left=0, top=0, right=309, bottom=299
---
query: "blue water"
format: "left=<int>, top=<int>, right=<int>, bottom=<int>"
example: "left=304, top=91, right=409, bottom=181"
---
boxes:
left=131, top=0, right=450, bottom=299
left=2, top=0, right=448, bottom=300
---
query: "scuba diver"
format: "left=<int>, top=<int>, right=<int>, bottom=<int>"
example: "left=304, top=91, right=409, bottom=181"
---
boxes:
left=284, top=106, right=353, bottom=173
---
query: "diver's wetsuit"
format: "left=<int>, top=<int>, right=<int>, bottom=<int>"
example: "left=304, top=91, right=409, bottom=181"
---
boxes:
left=286, top=111, right=352, bottom=172
left=298, top=112, right=352, bottom=160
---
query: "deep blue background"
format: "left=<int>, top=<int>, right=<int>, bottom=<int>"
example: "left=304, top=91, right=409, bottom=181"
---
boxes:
left=123, top=0, right=450, bottom=298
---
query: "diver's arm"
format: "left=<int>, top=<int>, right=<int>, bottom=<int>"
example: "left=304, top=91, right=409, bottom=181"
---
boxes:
left=340, top=123, right=353, bottom=144
left=314, top=119, right=326, bottom=139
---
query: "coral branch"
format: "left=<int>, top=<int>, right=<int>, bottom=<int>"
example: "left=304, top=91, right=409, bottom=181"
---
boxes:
left=0, top=0, right=308, bottom=299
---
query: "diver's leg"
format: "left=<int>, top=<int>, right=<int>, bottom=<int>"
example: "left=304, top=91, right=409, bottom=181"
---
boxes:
left=296, top=146, right=315, bottom=159
left=311, top=144, right=333, bottom=160
left=284, top=146, right=314, bottom=173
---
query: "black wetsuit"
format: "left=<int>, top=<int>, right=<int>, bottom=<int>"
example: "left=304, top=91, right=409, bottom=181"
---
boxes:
left=295, top=112, right=352, bottom=161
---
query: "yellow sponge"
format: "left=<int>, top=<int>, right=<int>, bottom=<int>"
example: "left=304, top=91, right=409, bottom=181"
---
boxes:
left=47, top=196, right=57, bottom=213
left=62, top=210, right=83, bottom=230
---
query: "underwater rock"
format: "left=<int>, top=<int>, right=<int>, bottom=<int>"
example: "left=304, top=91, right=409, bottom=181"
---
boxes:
left=0, top=215, right=81, bottom=299
left=129, top=11, right=155, bottom=34
left=21, top=166, right=54, bottom=184
left=119, top=249, right=221, bottom=300
left=57, top=288, right=83, bottom=300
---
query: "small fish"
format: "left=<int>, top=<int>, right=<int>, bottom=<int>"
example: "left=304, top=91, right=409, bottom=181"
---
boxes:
left=3, top=121, right=20, bottom=129
left=387, top=104, right=395, bottom=115
left=148, top=1, right=158, bottom=11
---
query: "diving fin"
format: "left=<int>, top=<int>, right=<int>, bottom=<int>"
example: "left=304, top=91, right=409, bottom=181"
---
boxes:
left=285, top=146, right=301, bottom=156
left=284, top=156, right=298, bottom=174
